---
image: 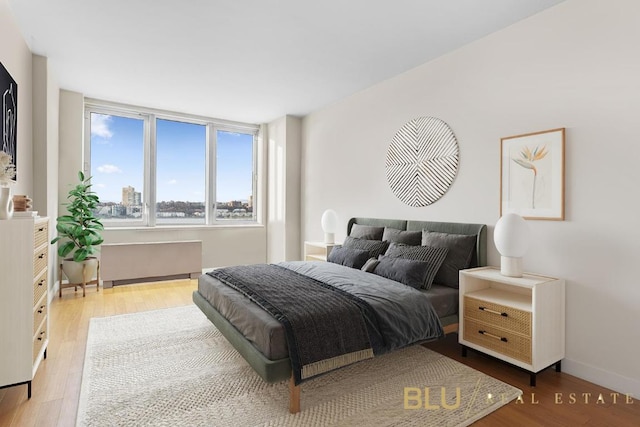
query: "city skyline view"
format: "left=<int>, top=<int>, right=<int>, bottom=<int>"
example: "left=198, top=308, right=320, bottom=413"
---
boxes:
left=90, top=113, right=254, bottom=204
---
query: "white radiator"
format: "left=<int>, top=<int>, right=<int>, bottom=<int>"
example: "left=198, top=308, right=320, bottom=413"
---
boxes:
left=100, top=241, right=202, bottom=288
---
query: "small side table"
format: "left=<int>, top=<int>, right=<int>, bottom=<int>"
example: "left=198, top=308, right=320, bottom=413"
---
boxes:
left=59, top=260, right=100, bottom=297
left=303, top=241, right=340, bottom=261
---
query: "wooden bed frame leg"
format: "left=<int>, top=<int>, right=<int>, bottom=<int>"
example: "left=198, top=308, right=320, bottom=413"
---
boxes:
left=289, top=375, right=301, bottom=414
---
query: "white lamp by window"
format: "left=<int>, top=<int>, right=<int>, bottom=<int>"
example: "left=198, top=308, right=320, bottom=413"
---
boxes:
left=321, top=209, right=339, bottom=244
left=494, top=213, right=530, bottom=277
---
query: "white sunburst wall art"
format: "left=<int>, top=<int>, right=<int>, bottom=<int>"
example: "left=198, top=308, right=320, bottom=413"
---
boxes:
left=385, top=117, right=459, bottom=207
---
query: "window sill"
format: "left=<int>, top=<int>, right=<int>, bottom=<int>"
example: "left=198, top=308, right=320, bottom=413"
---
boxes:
left=104, top=223, right=265, bottom=232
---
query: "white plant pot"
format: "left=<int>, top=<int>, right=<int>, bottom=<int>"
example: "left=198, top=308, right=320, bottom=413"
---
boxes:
left=62, top=257, right=99, bottom=284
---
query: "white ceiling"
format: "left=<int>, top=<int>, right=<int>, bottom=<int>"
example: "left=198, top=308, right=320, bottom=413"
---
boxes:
left=8, top=0, right=565, bottom=124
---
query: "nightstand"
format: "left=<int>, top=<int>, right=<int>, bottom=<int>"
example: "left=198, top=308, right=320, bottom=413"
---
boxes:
left=303, top=241, right=340, bottom=261
left=459, top=266, right=565, bottom=386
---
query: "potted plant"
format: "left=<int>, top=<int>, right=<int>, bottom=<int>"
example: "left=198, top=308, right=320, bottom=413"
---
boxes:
left=51, top=171, right=104, bottom=284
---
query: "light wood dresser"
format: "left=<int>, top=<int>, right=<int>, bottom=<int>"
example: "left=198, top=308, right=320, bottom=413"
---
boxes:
left=459, top=266, right=565, bottom=386
left=0, top=217, right=50, bottom=398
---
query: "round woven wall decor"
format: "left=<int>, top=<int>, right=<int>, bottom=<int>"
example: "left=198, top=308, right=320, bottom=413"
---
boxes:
left=385, top=117, right=459, bottom=207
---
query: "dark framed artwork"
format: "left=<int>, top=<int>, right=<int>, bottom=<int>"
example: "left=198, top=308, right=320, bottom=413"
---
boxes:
left=1, top=62, right=18, bottom=181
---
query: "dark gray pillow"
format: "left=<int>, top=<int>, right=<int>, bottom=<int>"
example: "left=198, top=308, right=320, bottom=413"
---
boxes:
left=343, top=236, right=389, bottom=259
left=383, top=242, right=449, bottom=289
left=361, top=257, right=380, bottom=273
left=372, top=256, right=432, bottom=289
left=382, top=227, right=422, bottom=245
left=421, top=231, right=477, bottom=289
left=327, top=246, right=371, bottom=269
left=349, top=224, right=384, bottom=240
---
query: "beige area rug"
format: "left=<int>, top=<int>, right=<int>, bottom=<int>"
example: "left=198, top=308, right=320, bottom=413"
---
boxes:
left=77, top=305, right=521, bottom=426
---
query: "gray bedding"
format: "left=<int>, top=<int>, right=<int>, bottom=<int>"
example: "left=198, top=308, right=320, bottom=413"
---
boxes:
left=198, top=261, right=453, bottom=360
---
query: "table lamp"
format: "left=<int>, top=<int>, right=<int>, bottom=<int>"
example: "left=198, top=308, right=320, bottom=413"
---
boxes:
left=321, top=209, right=338, bottom=244
left=494, top=213, right=530, bottom=277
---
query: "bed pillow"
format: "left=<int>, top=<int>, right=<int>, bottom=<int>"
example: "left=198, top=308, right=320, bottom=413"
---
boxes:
left=383, top=242, right=449, bottom=289
left=361, top=257, right=380, bottom=273
left=372, top=256, right=432, bottom=289
left=382, top=227, right=422, bottom=245
left=349, top=224, right=384, bottom=240
left=421, top=231, right=477, bottom=289
left=343, top=236, right=389, bottom=259
left=326, top=246, right=371, bottom=269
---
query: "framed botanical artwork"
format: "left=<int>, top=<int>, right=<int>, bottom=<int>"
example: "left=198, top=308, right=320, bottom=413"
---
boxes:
left=500, top=128, right=565, bottom=220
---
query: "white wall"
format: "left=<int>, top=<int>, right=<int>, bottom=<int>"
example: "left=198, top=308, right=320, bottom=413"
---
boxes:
left=57, top=91, right=267, bottom=269
left=32, top=54, right=59, bottom=296
left=267, top=115, right=301, bottom=262
left=302, top=0, right=640, bottom=396
left=0, top=0, right=32, bottom=197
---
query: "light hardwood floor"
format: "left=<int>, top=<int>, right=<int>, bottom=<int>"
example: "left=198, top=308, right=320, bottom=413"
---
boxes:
left=0, top=279, right=638, bottom=426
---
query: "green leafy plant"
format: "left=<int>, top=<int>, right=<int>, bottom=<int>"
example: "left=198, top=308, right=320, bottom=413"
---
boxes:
left=51, top=171, right=104, bottom=262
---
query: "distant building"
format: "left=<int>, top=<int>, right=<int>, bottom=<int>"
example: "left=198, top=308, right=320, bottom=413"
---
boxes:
left=122, top=186, right=142, bottom=206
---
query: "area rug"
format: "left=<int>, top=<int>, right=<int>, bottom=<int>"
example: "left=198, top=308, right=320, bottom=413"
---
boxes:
left=77, top=305, right=521, bottom=426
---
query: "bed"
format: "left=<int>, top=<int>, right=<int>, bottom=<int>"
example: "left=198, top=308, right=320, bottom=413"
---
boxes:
left=193, top=217, right=486, bottom=413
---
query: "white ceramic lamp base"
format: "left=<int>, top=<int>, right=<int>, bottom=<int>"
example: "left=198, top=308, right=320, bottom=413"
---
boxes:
left=500, top=256, right=523, bottom=278
left=324, top=232, right=335, bottom=244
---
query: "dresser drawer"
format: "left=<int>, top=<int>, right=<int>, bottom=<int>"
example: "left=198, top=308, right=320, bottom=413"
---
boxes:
left=33, top=322, right=48, bottom=364
left=33, top=300, right=47, bottom=335
left=34, top=222, right=49, bottom=248
left=33, top=270, right=47, bottom=306
left=464, top=318, right=532, bottom=364
left=33, top=247, right=48, bottom=278
left=464, top=296, right=531, bottom=336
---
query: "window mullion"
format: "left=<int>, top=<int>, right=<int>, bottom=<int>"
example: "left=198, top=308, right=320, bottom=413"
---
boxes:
left=207, top=124, right=217, bottom=225
left=146, top=114, right=157, bottom=226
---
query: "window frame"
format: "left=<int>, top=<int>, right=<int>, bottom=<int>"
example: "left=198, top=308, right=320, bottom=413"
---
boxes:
left=84, top=100, right=260, bottom=228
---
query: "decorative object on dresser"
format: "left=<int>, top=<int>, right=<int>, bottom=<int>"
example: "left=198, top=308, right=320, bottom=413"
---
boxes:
left=51, top=171, right=104, bottom=294
left=12, top=194, right=32, bottom=212
left=459, top=266, right=565, bottom=386
left=320, top=209, right=339, bottom=243
left=500, top=128, right=565, bottom=220
left=385, top=116, right=459, bottom=207
left=494, top=213, right=530, bottom=277
left=0, top=217, right=50, bottom=398
left=0, top=150, right=16, bottom=220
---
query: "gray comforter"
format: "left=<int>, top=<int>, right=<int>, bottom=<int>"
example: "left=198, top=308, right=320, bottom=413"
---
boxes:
left=279, top=261, right=444, bottom=353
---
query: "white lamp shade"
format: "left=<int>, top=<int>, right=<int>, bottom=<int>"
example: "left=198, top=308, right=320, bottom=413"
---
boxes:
left=494, top=213, right=530, bottom=257
left=494, top=213, right=529, bottom=277
left=321, top=209, right=339, bottom=243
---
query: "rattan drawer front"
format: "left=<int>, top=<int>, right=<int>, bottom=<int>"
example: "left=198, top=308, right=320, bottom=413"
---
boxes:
left=464, top=296, right=531, bottom=336
left=33, top=323, right=47, bottom=364
left=33, top=247, right=48, bottom=277
left=34, top=222, right=48, bottom=248
left=464, top=318, right=532, bottom=364
left=33, top=300, right=47, bottom=335
left=33, top=270, right=47, bottom=306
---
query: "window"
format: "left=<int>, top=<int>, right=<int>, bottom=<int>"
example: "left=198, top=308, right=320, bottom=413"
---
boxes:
left=85, top=102, right=259, bottom=227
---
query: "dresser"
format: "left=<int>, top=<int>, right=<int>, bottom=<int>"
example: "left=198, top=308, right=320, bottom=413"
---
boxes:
left=0, top=217, right=50, bottom=398
left=459, top=266, right=565, bottom=386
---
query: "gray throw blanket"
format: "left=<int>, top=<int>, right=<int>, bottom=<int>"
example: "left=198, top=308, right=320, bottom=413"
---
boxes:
left=208, top=264, right=376, bottom=385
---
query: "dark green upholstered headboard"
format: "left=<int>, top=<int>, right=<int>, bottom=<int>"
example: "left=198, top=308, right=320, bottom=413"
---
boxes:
left=347, top=217, right=487, bottom=267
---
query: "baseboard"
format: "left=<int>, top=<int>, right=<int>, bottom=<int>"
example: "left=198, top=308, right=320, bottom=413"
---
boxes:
left=563, top=357, right=640, bottom=398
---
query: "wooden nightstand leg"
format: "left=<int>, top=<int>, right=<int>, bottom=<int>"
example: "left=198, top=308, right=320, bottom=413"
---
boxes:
left=82, top=264, right=86, bottom=297
left=530, top=372, right=536, bottom=387
left=27, top=381, right=31, bottom=399
left=555, top=360, right=562, bottom=372
left=97, top=260, right=100, bottom=293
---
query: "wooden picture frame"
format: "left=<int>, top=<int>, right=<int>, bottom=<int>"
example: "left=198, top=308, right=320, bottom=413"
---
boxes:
left=500, top=128, right=565, bottom=220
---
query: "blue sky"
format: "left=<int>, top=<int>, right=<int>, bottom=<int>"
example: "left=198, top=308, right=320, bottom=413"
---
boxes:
left=90, top=114, right=253, bottom=204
